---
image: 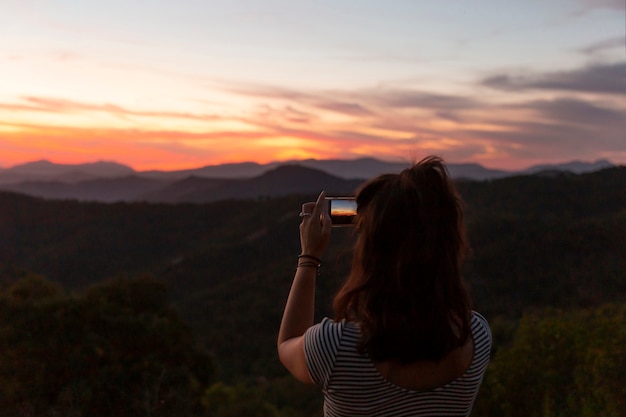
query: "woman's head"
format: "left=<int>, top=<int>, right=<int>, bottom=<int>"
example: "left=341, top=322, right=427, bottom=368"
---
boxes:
left=333, top=156, right=471, bottom=362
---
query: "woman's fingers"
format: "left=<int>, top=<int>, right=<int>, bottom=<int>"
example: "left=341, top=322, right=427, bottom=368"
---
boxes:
left=299, top=191, right=331, bottom=257
left=313, top=191, right=327, bottom=218
left=301, top=191, right=327, bottom=222
left=316, top=192, right=331, bottom=230
left=301, top=202, right=316, bottom=216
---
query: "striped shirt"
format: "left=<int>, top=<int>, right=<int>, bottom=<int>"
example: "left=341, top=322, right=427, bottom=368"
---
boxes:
left=304, top=312, right=491, bottom=417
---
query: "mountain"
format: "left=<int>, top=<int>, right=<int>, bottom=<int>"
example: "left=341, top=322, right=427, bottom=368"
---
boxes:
left=142, top=165, right=364, bottom=203
left=0, top=160, right=135, bottom=184
left=0, top=157, right=616, bottom=203
left=0, top=176, right=167, bottom=203
left=140, top=176, right=230, bottom=203
left=138, top=158, right=511, bottom=181
left=287, top=158, right=409, bottom=180
left=140, top=162, right=269, bottom=181
left=292, top=158, right=513, bottom=180
left=0, top=165, right=363, bottom=203
left=522, top=159, right=613, bottom=175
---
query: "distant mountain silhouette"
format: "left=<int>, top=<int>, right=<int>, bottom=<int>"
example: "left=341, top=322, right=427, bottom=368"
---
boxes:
left=1, top=175, right=165, bottom=203
left=0, top=159, right=135, bottom=184
left=141, top=176, right=236, bottom=203
left=143, top=165, right=363, bottom=203
left=293, top=158, right=508, bottom=180
left=140, top=162, right=267, bottom=181
left=522, top=159, right=613, bottom=175
left=251, top=164, right=362, bottom=194
left=0, top=157, right=616, bottom=202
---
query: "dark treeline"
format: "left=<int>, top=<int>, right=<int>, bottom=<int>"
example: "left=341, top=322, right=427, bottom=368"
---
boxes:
left=0, top=166, right=624, bottom=416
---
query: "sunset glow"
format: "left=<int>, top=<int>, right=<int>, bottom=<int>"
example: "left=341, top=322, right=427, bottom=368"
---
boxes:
left=1, top=1, right=624, bottom=171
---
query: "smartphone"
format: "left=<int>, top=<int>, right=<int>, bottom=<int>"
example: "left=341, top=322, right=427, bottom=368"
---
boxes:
left=326, top=196, right=357, bottom=227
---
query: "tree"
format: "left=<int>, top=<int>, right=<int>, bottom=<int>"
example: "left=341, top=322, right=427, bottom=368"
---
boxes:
left=0, top=274, right=215, bottom=417
left=474, top=303, right=626, bottom=417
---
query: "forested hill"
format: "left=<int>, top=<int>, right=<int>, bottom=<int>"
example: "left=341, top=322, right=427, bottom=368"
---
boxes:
left=457, top=167, right=626, bottom=314
left=1, top=166, right=623, bottom=299
left=0, top=166, right=624, bottom=416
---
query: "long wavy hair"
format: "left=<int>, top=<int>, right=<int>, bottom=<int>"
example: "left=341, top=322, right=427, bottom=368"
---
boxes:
left=333, top=156, right=472, bottom=363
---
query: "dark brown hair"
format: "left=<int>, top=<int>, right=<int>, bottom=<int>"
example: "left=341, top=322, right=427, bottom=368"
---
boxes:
left=333, top=156, right=471, bottom=363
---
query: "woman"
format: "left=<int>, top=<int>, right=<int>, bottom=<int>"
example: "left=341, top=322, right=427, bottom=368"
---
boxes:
left=277, top=156, right=491, bottom=417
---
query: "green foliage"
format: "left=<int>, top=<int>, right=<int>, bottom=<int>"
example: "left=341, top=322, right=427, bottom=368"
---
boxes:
left=474, top=303, right=626, bottom=417
left=200, top=378, right=323, bottom=417
left=458, top=168, right=626, bottom=317
left=0, top=275, right=214, bottom=417
left=259, top=376, right=324, bottom=417
left=202, top=382, right=280, bottom=417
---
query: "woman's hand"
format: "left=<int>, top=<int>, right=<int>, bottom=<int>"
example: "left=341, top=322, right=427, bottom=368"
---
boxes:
left=299, top=191, right=332, bottom=259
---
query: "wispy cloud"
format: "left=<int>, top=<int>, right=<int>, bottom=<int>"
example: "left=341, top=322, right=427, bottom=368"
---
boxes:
left=482, top=62, right=626, bottom=95
left=524, top=98, right=626, bottom=126
left=228, top=83, right=481, bottom=112
left=6, top=96, right=224, bottom=122
left=315, top=101, right=374, bottom=117
left=358, top=89, right=480, bottom=110
left=578, top=0, right=626, bottom=11
left=569, top=0, right=626, bottom=16
left=256, top=105, right=315, bottom=124
left=579, top=36, right=626, bottom=55
left=452, top=95, right=626, bottom=163
left=223, top=84, right=376, bottom=117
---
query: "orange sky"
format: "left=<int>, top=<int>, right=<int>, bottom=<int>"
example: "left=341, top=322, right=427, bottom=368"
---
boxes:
left=0, top=97, right=549, bottom=172
left=1, top=1, right=625, bottom=171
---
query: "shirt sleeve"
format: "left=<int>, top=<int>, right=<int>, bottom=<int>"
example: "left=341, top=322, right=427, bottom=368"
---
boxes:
left=471, top=311, right=492, bottom=374
left=303, top=317, right=343, bottom=387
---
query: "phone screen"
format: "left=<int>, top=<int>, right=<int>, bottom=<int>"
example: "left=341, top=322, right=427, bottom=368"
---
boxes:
left=326, top=197, right=357, bottom=227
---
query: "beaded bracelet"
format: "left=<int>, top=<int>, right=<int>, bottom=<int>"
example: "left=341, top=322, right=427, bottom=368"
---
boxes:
left=297, top=261, right=320, bottom=269
left=298, top=254, right=322, bottom=265
left=297, top=255, right=321, bottom=275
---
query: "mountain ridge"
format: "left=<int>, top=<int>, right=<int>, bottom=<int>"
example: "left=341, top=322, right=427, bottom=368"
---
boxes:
left=0, top=157, right=616, bottom=203
left=0, top=157, right=615, bottom=181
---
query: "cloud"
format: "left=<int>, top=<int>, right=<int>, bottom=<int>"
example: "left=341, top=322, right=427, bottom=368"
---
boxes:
left=569, top=0, right=626, bottom=15
left=578, top=0, right=626, bottom=11
left=222, top=84, right=315, bottom=102
left=253, top=104, right=314, bottom=124
left=365, top=89, right=479, bottom=110
left=457, top=96, right=626, bottom=161
left=316, top=101, right=374, bottom=117
left=465, top=119, right=625, bottom=157
left=223, top=83, right=376, bottom=117
left=231, top=82, right=486, bottom=119
left=526, top=98, right=626, bottom=126
left=579, top=36, right=626, bottom=55
left=4, top=96, right=222, bottom=122
left=482, top=62, right=626, bottom=95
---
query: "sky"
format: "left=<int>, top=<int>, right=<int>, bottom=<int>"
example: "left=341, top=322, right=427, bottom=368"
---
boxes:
left=0, top=0, right=624, bottom=171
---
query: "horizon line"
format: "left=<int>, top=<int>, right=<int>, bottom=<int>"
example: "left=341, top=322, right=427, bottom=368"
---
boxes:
left=0, top=156, right=617, bottom=174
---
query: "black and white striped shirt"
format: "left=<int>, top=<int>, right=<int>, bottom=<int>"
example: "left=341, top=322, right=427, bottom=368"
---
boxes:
left=304, top=312, right=491, bottom=417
